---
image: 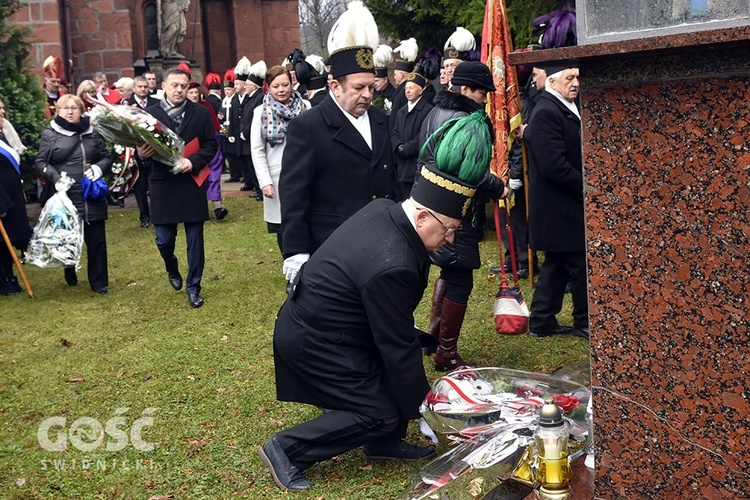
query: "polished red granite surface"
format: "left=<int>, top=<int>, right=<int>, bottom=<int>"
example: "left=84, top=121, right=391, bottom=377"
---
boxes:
left=509, top=26, right=750, bottom=499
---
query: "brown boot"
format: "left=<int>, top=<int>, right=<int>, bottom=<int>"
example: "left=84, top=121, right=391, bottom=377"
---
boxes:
left=434, top=299, right=475, bottom=371
left=424, top=278, right=447, bottom=355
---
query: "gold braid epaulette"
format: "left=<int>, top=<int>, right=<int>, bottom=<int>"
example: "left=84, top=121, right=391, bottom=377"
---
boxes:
left=420, top=166, right=476, bottom=197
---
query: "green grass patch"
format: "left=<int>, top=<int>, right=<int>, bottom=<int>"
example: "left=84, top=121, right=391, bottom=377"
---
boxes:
left=0, top=196, right=588, bottom=498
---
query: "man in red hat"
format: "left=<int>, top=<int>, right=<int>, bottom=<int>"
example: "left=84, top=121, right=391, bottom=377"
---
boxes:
left=42, top=56, right=64, bottom=118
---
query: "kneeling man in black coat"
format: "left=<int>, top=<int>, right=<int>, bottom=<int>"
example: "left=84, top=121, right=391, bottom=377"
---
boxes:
left=260, top=116, right=491, bottom=490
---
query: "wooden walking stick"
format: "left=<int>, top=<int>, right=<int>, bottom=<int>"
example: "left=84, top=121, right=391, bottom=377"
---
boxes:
left=0, top=218, right=34, bottom=298
left=521, top=141, right=534, bottom=287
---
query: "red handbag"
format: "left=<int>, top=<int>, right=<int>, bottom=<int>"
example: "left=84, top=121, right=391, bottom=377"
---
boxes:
left=492, top=200, right=530, bottom=335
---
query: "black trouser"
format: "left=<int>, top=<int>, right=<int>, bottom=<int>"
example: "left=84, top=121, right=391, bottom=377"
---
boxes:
left=83, top=220, right=108, bottom=290
left=529, top=250, right=588, bottom=331
left=132, top=164, right=150, bottom=220
left=274, top=410, right=405, bottom=471
left=154, top=222, right=204, bottom=295
left=226, top=154, right=244, bottom=180
left=438, top=265, right=474, bottom=304
left=242, top=156, right=260, bottom=191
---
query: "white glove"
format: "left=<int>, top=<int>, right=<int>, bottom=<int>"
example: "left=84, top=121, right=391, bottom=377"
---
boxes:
left=227, top=136, right=235, bottom=143
left=283, top=253, right=310, bottom=282
left=84, top=165, right=103, bottom=181
left=509, top=178, right=523, bottom=190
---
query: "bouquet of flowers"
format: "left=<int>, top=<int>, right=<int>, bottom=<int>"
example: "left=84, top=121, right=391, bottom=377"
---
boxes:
left=26, top=173, right=83, bottom=269
left=89, top=101, right=184, bottom=168
left=400, top=367, right=590, bottom=500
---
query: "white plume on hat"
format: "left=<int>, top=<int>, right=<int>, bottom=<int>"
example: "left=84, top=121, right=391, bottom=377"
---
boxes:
left=327, top=1, right=379, bottom=54
left=249, top=60, right=267, bottom=80
left=373, top=44, right=394, bottom=67
left=235, top=56, right=252, bottom=75
left=305, top=55, right=326, bottom=74
left=394, top=38, right=418, bottom=62
left=444, top=27, right=476, bottom=51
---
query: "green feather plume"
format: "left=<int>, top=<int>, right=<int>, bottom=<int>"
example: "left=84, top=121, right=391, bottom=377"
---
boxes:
left=427, top=111, right=492, bottom=185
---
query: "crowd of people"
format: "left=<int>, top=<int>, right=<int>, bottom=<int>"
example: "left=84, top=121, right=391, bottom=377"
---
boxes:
left=0, top=2, right=589, bottom=493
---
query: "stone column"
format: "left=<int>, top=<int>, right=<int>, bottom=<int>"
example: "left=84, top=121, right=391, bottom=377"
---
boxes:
left=510, top=16, right=750, bottom=499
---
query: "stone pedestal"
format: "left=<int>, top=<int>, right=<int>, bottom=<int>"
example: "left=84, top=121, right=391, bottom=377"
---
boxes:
left=510, top=24, right=750, bottom=499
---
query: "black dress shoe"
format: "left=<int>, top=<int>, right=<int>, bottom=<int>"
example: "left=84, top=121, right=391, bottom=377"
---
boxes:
left=253, top=192, right=264, bottom=201
left=92, top=286, right=108, bottom=294
left=363, top=438, right=436, bottom=461
left=140, top=217, right=150, bottom=228
left=0, top=278, right=20, bottom=296
left=572, top=327, right=590, bottom=340
left=214, top=207, right=228, bottom=220
left=239, top=184, right=253, bottom=191
left=168, top=272, right=183, bottom=291
left=9, top=276, right=23, bottom=294
left=258, top=438, right=312, bottom=492
left=528, top=326, right=573, bottom=338
left=225, top=177, right=240, bottom=183
left=188, top=293, right=204, bottom=308
left=64, top=267, right=78, bottom=286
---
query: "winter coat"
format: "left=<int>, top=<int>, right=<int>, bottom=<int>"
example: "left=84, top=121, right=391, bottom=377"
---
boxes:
left=34, top=119, right=112, bottom=223
left=525, top=91, right=584, bottom=252
left=250, top=99, right=311, bottom=225
left=391, top=97, right=433, bottom=184
left=274, top=199, right=431, bottom=420
left=0, top=150, right=30, bottom=244
left=418, top=89, right=505, bottom=269
left=279, top=94, right=395, bottom=256
left=138, top=100, right=218, bottom=224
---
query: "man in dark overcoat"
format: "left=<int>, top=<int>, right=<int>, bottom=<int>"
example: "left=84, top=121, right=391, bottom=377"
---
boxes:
left=278, top=45, right=395, bottom=282
left=260, top=156, right=485, bottom=491
left=391, top=70, right=433, bottom=201
left=525, top=64, right=589, bottom=339
left=135, top=68, right=218, bottom=308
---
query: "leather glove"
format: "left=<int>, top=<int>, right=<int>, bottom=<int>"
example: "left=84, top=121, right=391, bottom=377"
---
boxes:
left=509, top=178, right=523, bottom=190
left=282, top=253, right=310, bottom=282
left=396, top=144, right=404, bottom=157
left=84, top=165, right=103, bottom=181
left=227, top=136, right=235, bottom=143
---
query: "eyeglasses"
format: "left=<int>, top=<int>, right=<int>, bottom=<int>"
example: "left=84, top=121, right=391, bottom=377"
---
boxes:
left=422, top=208, right=462, bottom=235
left=59, top=107, right=82, bottom=112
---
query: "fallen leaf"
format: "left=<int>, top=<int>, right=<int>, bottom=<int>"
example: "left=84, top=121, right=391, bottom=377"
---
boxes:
left=143, top=480, right=154, bottom=488
left=217, top=387, right=226, bottom=393
left=60, top=338, right=72, bottom=347
left=67, top=378, right=84, bottom=383
left=148, top=495, right=174, bottom=500
left=16, top=477, right=25, bottom=487
left=143, top=374, right=152, bottom=381
left=220, top=335, right=228, bottom=341
left=359, top=465, right=373, bottom=471
left=187, top=439, right=206, bottom=448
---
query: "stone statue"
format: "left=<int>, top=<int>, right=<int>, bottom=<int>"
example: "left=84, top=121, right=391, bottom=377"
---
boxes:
left=160, top=0, right=190, bottom=58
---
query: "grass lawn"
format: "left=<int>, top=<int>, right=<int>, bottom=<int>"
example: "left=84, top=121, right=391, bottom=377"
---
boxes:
left=0, top=195, right=589, bottom=499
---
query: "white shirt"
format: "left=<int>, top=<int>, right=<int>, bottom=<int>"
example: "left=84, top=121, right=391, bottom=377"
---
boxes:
left=407, top=96, right=422, bottom=113
left=329, top=90, right=372, bottom=149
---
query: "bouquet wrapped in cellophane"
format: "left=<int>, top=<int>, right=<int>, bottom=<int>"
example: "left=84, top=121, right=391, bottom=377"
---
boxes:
left=401, top=367, right=590, bottom=500
left=26, top=173, right=83, bottom=269
left=89, top=100, right=184, bottom=168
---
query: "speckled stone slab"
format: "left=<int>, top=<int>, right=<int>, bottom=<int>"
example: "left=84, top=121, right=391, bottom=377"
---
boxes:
left=512, top=27, right=750, bottom=498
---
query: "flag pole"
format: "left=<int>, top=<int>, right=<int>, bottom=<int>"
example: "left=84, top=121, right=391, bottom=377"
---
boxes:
left=0, top=218, right=34, bottom=298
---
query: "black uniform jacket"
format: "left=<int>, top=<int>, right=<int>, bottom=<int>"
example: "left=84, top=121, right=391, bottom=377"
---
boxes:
left=228, top=93, right=253, bottom=156
left=205, top=93, right=222, bottom=115
left=391, top=97, right=433, bottom=184
left=274, top=199, right=431, bottom=420
left=0, top=149, right=30, bottom=243
left=525, top=91, right=584, bottom=253
left=240, top=89, right=264, bottom=142
left=279, top=94, right=395, bottom=256
left=141, top=101, right=217, bottom=224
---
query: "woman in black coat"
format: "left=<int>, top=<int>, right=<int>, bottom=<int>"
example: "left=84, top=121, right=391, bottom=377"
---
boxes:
left=0, top=144, right=30, bottom=295
left=34, top=94, right=112, bottom=293
left=419, top=77, right=507, bottom=371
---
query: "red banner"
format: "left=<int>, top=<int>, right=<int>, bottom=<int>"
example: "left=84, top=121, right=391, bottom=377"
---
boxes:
left=482, top=0, right=522, bottom=179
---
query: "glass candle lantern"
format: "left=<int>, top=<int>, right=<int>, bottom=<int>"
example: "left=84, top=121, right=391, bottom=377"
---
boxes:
left=534, top=399, right=573, bottom=500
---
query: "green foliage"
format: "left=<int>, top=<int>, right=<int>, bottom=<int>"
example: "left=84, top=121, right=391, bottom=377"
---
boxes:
left=367, top=0, right=566, bottom=55
left=0, top=0, right=48, bottom=193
